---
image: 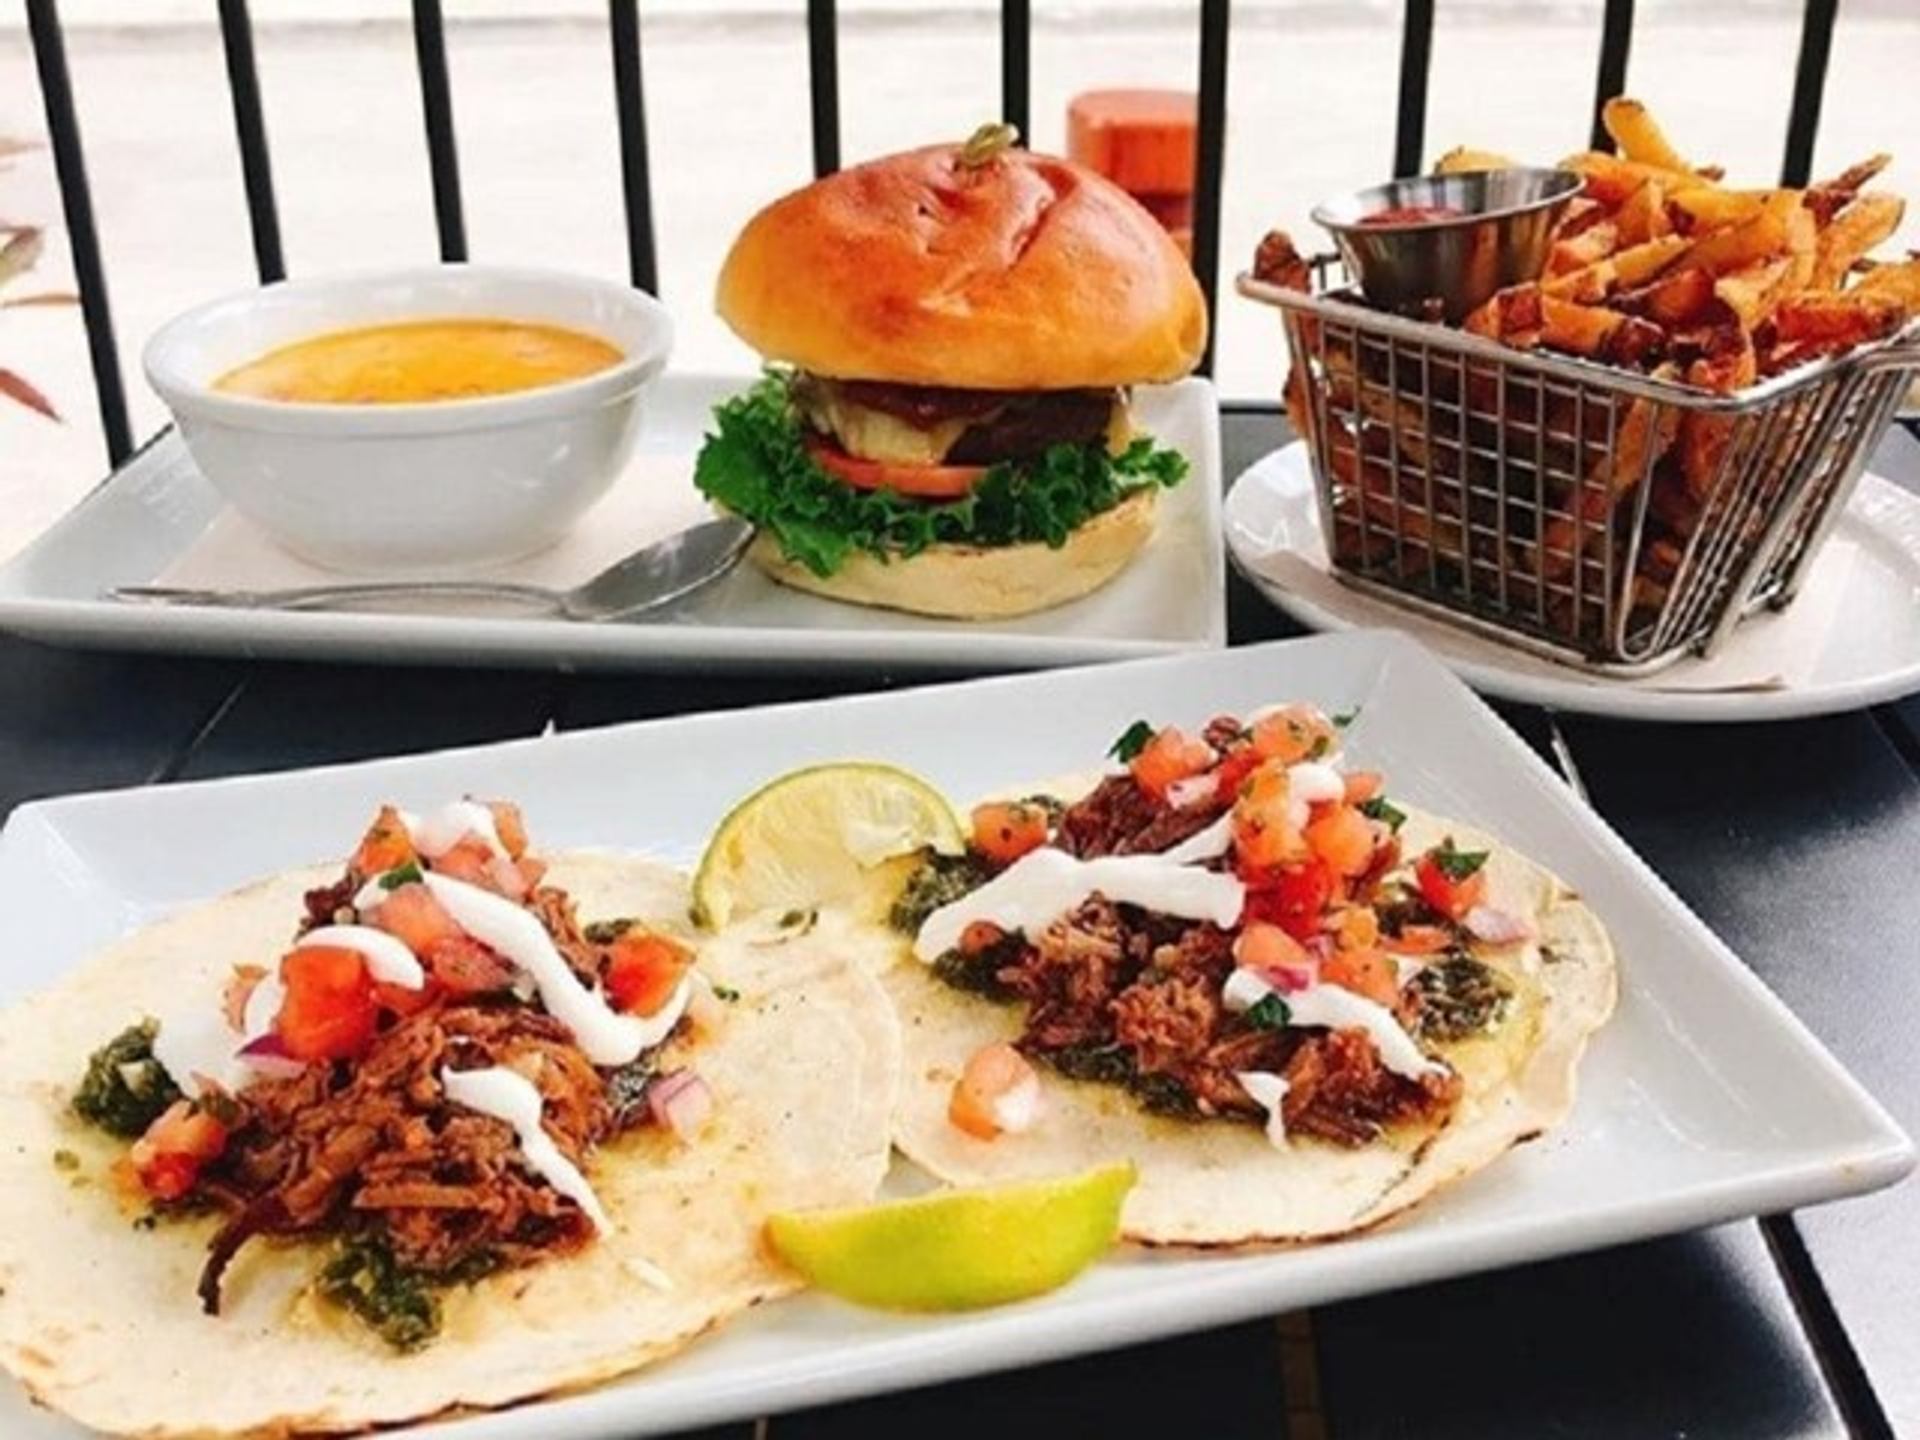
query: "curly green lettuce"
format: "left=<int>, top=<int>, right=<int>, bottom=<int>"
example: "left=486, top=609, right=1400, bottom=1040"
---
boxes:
left=692, top=373, right=1189, bottom=578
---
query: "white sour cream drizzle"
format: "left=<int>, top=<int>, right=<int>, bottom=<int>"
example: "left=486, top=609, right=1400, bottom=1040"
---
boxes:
left=297, top=925, right=426, bottom=990
left=1281, top=761, right=1345, bottom=830
left=1235, top=1070, right=1290, bottom=1148
left=423, top=873, right=689, bottom=1066
left=1222, top=966, right=1444, bottom=1081
left=915, top=847, right=1245, bottom=961
left=440, top=1066, right=610, bottom=1232
left=405, top=801, right=508, bottom=860
left=1161, top=812, right=1235, bottom=864
left=152, top=1007, right=253, bottom=1098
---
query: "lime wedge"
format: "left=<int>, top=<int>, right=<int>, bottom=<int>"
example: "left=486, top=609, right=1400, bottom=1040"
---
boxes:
left=766, top=1162, right=1136, bottom=1311
left=693, top=762, right=963, bottom=930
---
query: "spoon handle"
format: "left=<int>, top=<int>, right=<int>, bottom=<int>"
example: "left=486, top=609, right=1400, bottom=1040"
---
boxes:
left=111, top=581, right=567, bottom=614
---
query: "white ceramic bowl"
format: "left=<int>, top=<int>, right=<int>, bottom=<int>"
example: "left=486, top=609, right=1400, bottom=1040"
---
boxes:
left=143, top=265, right=674, bottom=573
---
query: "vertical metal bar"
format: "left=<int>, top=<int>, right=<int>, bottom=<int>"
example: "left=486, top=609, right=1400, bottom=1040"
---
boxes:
left=808, top=0, right=840, bottom=177
left=1781, top=0, right=1838, bottom=186
left=24, top=0, right=131, bottom=464
left=1392, top=0, right=1434, bottom=178
left=411, top=0, right=467, bottom=261
left=1001, top=0, right=1031, bottom=140
left=1588, top=0, right=1634, bottom=151
left=1193, top=0, right=1229, bottom=377
left=217, top=0, right=285, bottom=283
left=608, top=0, right=658, bottom=295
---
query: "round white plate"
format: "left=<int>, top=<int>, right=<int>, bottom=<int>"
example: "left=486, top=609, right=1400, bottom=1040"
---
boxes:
left=1225, top=441, right=1920, bottom=722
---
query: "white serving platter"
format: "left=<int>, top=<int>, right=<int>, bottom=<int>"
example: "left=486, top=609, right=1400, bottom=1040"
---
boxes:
left=1226, top=441, right=1920, bottom=722
left=0, top=630, right=1907, bottom=1439
left=0, top=374, right=1225, bottom=673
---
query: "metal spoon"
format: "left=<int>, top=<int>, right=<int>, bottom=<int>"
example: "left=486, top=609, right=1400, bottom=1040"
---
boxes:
left=111, top=516, right=755, bottom=622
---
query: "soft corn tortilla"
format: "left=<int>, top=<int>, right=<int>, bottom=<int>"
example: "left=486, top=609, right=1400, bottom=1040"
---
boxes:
left=886, top=805, right=1615, bottom=1246
left=0, top=853, right=899, bottom=1438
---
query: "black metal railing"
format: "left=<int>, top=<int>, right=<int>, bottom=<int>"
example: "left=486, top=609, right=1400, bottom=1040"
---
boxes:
left=24, top=0, right=1845, bottom=471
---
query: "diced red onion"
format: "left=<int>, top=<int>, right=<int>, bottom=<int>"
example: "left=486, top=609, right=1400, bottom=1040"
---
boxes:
left=1304, top=934, right=1336, bottom=964
left=1464, top=905, right=1533, bottom=945
left=1167, top=774, right=1218, bottom=811
left=647, top=1069, right=714, bottom=1139
left=1263, top=960, right=1320, bottom=994
left=236, top=1031, right=306, bottom=1080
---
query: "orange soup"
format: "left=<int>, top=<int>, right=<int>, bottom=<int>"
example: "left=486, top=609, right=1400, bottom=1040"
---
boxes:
left=212, top=318, right=623, bottom=404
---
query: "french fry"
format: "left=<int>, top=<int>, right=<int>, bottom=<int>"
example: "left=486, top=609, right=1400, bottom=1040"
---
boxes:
left=1774, top=290, right=1907, bottom=344
left=1668, top=188, right=1770, bottom=231
left=1806, top=154, right=1891, bottom=224
left=1851, top=257, right=1920, bottom=314
left=1627, top=265, right=1716, bottom=327
left=1712, top=255, right=1795, bottom=331
left=1547, top=221, right=1619, bottom=277
left=1812, top=192, right=1905, bottom=289
left=1465, top=284, right=1543, bottom=347
left=1613, top=234, right=1692, bottom=287
left=1676, top=326, right=1758, bottom=501
left=1616, top=181, right=1673, bottom=245
left=1562, top=151, right=1686, bottom=207
left=1686, top=191, right=1801, bottom=276
left=1602, top=98, right=1690, bottom=173
left=1540, top=296, right=1629, bottom=356
left=1431, top=145, right=1515, bottom=176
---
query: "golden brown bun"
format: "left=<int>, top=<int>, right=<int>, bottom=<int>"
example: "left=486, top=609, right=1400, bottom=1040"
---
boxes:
left=746, top=489, right=1158, bottom=619
left=717, top=145, right=1207, bottom=390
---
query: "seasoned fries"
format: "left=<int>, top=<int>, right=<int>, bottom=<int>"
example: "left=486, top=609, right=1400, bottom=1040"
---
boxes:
left=1247, top=95, right=1920, bottom=665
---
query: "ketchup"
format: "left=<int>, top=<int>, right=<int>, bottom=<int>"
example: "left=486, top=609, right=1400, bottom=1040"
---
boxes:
left=1359, top=203, right=1465, bottom=227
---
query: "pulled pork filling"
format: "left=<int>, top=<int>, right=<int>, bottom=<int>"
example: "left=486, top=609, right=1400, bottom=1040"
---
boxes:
left=913, top=712, right=1471, bottom=1147
left=791, top=372, right=1127, bottom=466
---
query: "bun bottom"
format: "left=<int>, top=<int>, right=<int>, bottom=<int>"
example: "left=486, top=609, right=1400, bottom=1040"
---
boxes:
left=746, top=489, right=1159, bottom=619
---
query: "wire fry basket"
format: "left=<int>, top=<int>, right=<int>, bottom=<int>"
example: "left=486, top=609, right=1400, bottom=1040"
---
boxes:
left=1238, top=263, right=1920, bottom=674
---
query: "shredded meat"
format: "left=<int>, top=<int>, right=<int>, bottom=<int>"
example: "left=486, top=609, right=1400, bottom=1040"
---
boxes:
left=1055, top=775, right=1224, bottom=859
left=1283, top=1029, right=1461, bottom=1146
left=300, top=874, right=358, bottom=933
left=198, top=1004, right=611, bottom=1310
left=525, top=886, right=603, bottom=986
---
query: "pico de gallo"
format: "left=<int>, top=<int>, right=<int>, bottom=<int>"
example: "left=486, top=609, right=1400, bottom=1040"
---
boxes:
left=891, top=705, right=1529, bottom=1148
left=68, top=800, right=718, bottom=1350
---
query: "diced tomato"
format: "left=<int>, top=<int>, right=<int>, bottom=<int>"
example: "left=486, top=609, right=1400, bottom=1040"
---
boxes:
left=960, top=920, right=1006, bottom=955
left=276, top=945, right=378, bottom=1062
left=373, top=980, right=434, bottom=1016
left=805, top=435, right=986, bottom=499
left=1332, top=906, right=1380, bottom=951
left=948, top=1042, right=1039, bottom=1141
left=430, top=836, right=499, bottom=889
left=1242, top=858, right=1337, bottom=942
left=1129, top=727, right=1217, bottom=801
left=1248, top=706, right=1337, bottom=765
left=129, top=1100, right=229, bottom=1201
left=971, top=802, right=1050, bottom=867
left=222, top=964, right=267, bottom=1031
left=369, top=883, right=463, bottom=956
left=351, top=804, right=416, bottom=878
left=422, top=935, right=517, bottom=997
left=1415, top=847, right=1489, bottom=921
left=1304, top=804, right=1376, bottom=878
left=1235, top=813, right=1307, bottom=870
left=484, top=801, right=529, bottom=859
left=1383, top=923, right=1452, bottom=955
left=1342, top=771, right=1384, bottom=805
left=1321, top=947, right=1399, bottom=1006
left=1233, top=920, right=1309, bottom=972
left=605, top=930, right=693, bottom=1017
left=1212, top=744, right=1262, bottom=802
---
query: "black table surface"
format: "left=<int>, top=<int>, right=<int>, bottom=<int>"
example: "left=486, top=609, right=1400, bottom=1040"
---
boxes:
left=3, top=410, right=1917, bottom=1440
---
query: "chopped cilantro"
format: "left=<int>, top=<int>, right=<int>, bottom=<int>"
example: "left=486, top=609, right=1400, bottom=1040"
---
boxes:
left=1307, top=735, right=1332, bottom=760
left=1332, top=707, right=1361, bottom=728
left=1360, top=795, right=1408, bottom=832
left=72, top=1020, right=181, bottom=1138
left=1107, top=720, right=1156, bottom=763
left=584, top=917, right=636, bottom=944
left=51, top=1148, right=79, bottom=1172
left=317, top=1234, right=444, bottom=1352
left=1430, top=836, right=1490, bottom=881
left=378, top=860, right=424, bottom=890
left=692, top=372, right=1189, bottom=577
left=1245, top=993, right=1292, bottom=1030
left=710, top=984, right=741, bottom=1002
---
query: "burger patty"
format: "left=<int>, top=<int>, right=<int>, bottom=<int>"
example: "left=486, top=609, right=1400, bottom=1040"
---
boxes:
left=793, top=373, right=1122, bottom=466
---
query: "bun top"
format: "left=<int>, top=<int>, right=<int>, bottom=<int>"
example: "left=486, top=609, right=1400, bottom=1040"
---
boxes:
left=716, top=139, right=1208, bottom=391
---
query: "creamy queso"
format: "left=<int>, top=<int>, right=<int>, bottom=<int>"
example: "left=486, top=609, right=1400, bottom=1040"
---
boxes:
left=212, top=318, right=623, bottom=404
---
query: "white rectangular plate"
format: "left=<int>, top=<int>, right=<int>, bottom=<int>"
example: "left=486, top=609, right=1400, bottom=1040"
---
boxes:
left=0, top=375, right=1225, bottom=673
left=0, top=631, right=1908, bottom=1439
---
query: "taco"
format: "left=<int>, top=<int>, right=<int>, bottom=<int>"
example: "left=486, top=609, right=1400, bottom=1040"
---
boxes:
left=882, top=706, right=1616, bottom=1245
left=0, top=801, right=897, bottom=1437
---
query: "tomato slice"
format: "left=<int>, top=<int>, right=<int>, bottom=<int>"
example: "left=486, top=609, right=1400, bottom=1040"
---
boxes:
left=605, top=931, right=693, bottom=1016
left=805, top=435, right=985, bottom=499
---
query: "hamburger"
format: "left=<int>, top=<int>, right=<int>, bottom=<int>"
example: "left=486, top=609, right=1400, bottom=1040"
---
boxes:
left=694, top=124, right=1208, bottom=619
